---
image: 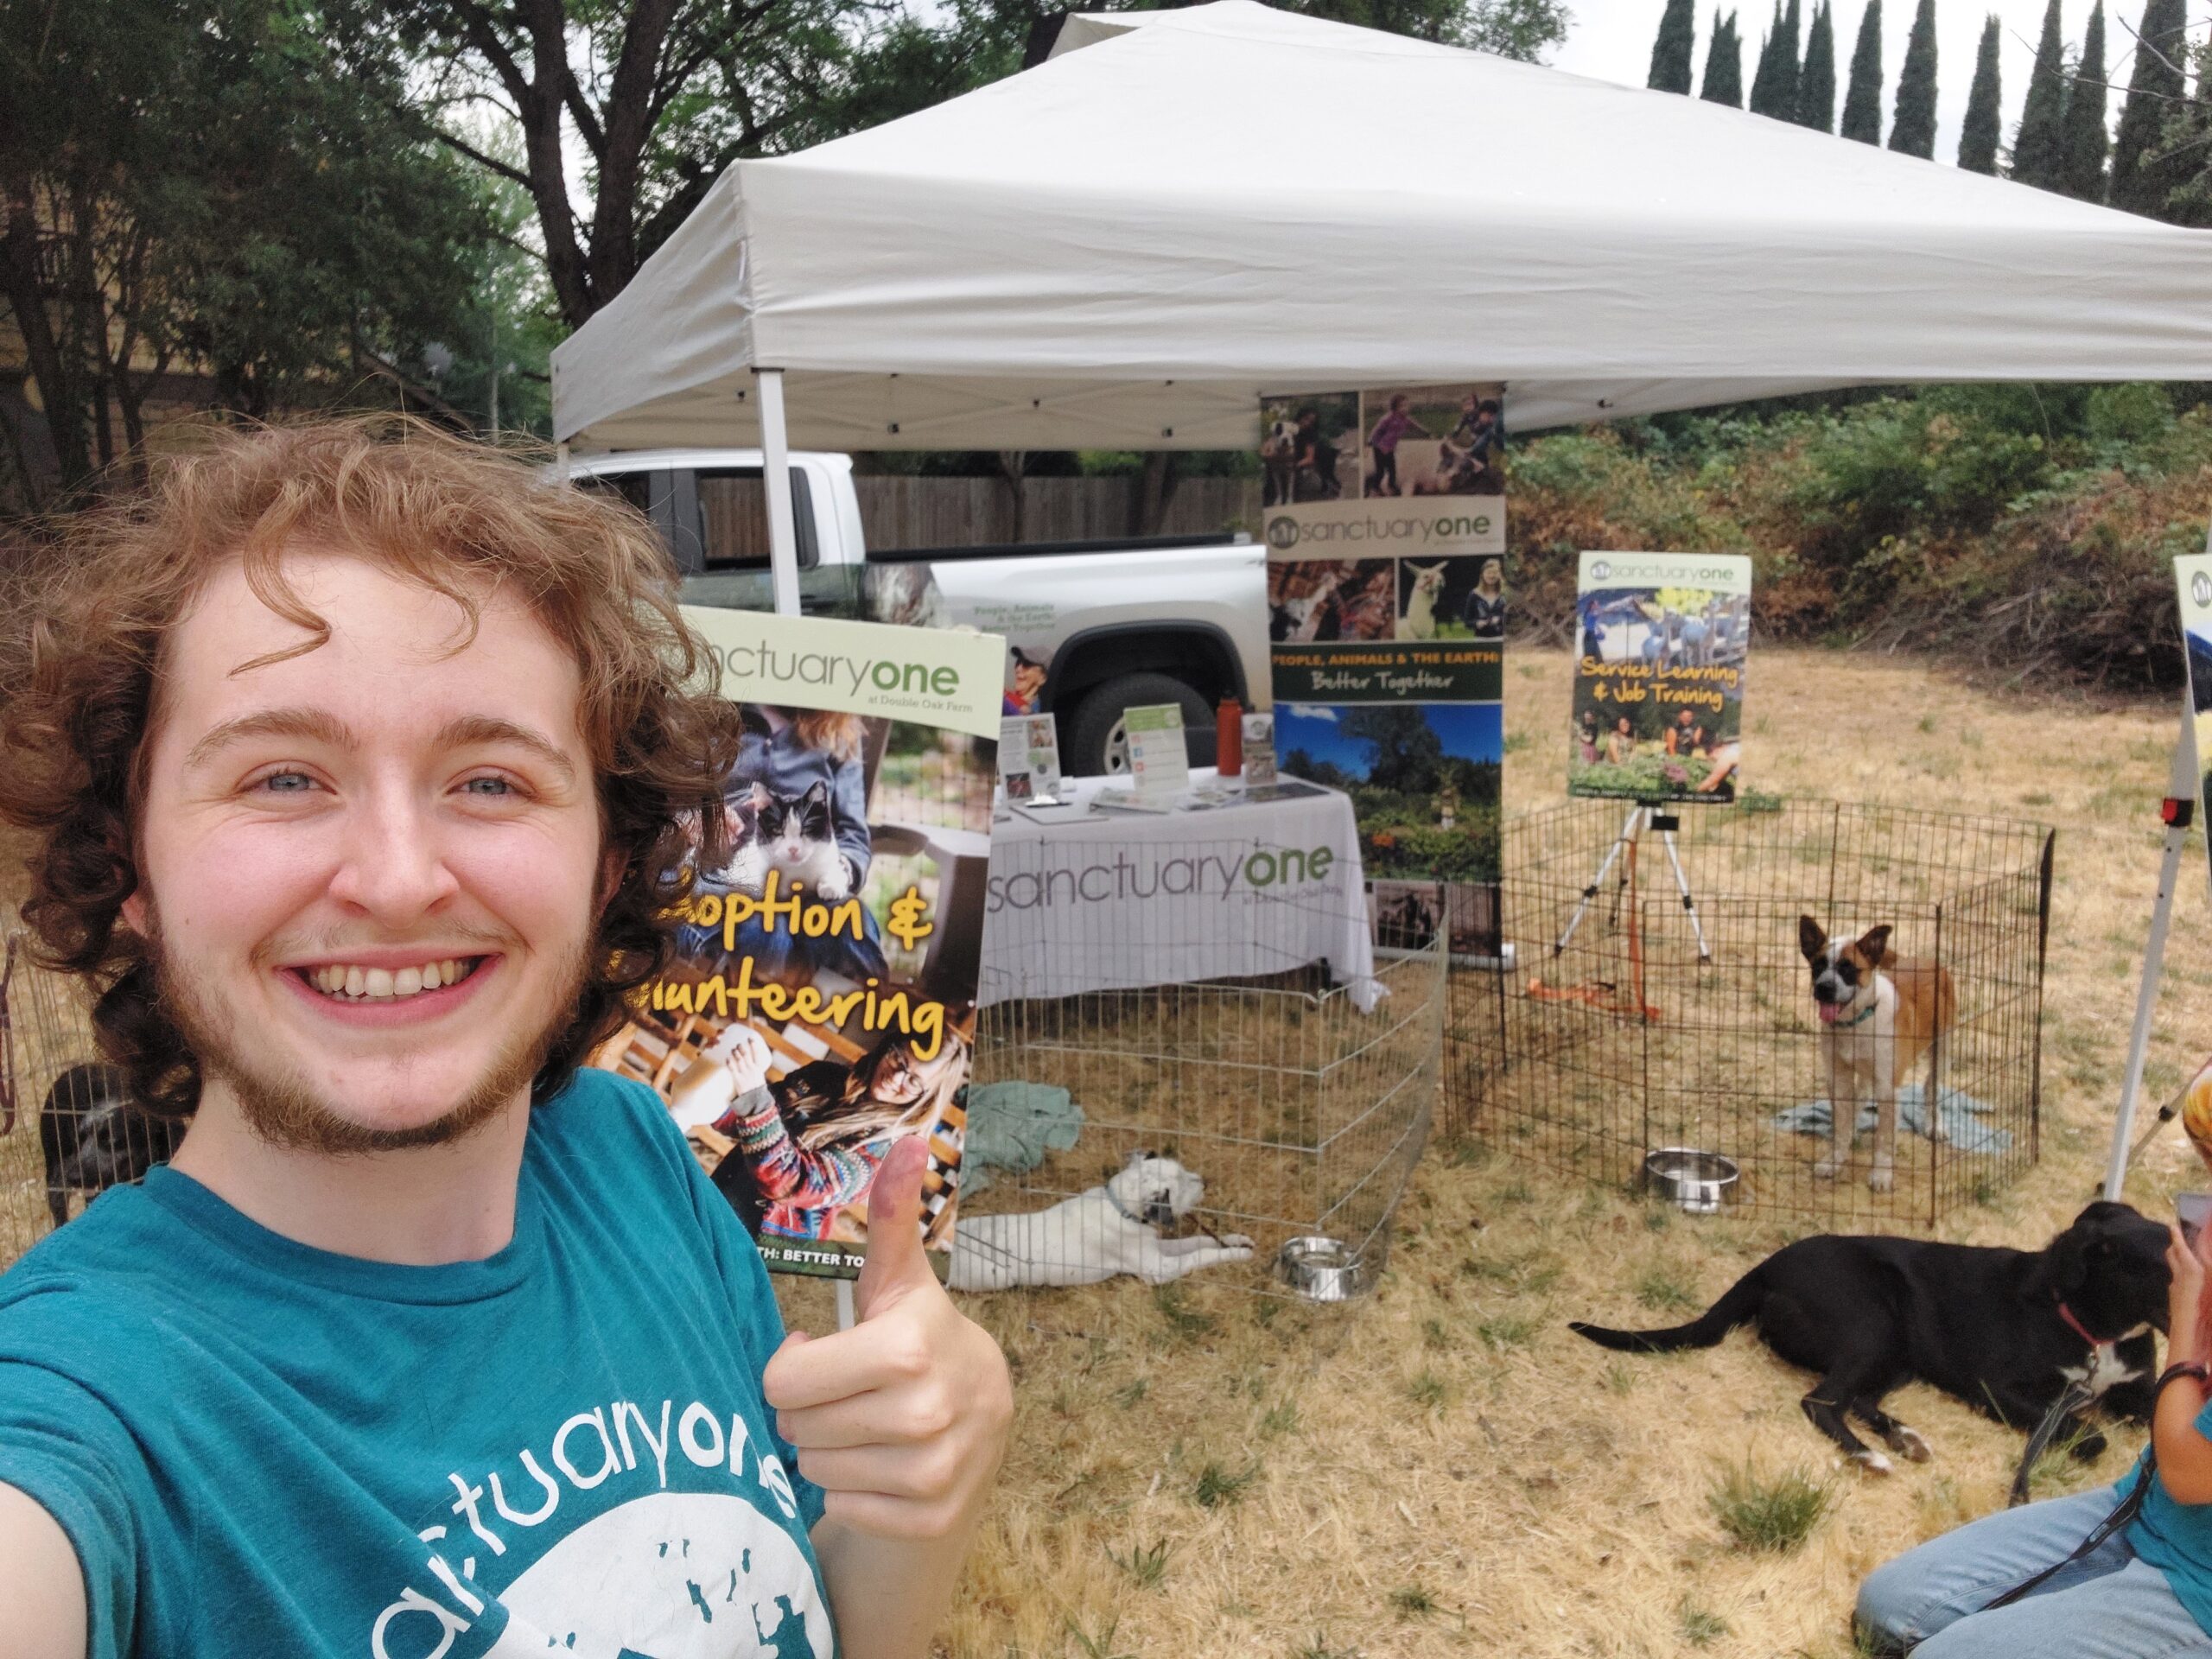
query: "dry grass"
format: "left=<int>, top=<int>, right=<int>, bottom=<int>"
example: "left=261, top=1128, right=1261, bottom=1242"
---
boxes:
left=778, top=646, right=2212, bottom=1658
left=8, top=647, right=2210, bottom=1656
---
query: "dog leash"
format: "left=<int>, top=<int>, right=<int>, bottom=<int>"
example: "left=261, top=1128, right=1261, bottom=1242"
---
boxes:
left=2005, top=1300, right=2139, bottom=1507
left=1986, top=1362, right=2206, bottom=1609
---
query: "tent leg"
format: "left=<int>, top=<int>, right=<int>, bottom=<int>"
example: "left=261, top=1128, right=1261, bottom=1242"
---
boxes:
left=2105, top=692, right=2199, bottom=1200
left=758, top=367, right=802, bottom=619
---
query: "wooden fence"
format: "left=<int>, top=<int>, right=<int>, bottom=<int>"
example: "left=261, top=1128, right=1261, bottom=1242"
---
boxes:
left=854, top=474, right=1262, bottom=550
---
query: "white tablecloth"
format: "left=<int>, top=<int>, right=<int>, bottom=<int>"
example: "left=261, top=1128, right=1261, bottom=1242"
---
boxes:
left=978, top=770, right=1378, bottom=1008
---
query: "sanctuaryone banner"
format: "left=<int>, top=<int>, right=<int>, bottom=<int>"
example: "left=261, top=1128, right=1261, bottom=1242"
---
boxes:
left=591, top=608, right=1002, bottom=1278
left=1568, top=552, right=1751, bottom=805
left=1258, top=384, right=1506, bottom=922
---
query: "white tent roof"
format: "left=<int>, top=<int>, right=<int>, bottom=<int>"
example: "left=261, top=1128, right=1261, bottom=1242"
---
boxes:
left=552, top=0, right=2212, bottom=452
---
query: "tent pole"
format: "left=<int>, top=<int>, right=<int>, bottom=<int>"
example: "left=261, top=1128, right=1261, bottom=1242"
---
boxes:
left=2105, top=691, right=2199, bottom=1199
left=758, top=368, right=802, bottom=619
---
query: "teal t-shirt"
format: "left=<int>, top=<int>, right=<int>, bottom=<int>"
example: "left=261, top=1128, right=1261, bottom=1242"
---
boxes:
left=0, top=1068, right=832, bottom=1658
left=2130, top=1408, right=2212, bottom=1637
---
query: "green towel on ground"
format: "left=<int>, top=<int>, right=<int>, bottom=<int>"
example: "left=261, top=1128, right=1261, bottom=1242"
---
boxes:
left=962, top=1082, right=1084, bottom=1196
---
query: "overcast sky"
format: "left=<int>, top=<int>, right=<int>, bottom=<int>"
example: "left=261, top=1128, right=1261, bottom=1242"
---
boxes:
left=1548, top=0, right=2166, bottom=163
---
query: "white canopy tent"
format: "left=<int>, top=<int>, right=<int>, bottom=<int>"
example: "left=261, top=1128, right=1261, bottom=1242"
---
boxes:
left=550, top=0, right=2212, bottom=1204
left=554, top=0, right=2212, bottom=462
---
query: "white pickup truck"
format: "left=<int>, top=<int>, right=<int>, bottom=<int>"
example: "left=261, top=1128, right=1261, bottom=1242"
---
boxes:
left=566, top=448, right=1269, bottom=774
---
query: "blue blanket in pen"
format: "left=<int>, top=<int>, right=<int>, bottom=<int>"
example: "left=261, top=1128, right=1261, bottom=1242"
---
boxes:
left=1769, top=1083, right=2013, bottom=1155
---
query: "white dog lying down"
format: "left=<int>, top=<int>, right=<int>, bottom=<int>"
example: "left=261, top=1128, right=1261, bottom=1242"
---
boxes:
left=948, top=1155, right=1255, bottom=1291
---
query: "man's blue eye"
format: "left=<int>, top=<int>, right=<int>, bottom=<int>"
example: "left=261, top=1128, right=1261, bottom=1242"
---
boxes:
left=262, top=772, right=313, bottom=792
left=463, top=777, right=513, bottom=796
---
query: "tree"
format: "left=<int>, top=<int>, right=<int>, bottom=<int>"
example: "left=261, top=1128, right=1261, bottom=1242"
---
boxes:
left=1958, top=14, right=2005, bottom=171
left=2060, top=2, right=2111, bottom=199
left=2111, top=0, right=2190, bottom=214
left=1749, top=0, right=1802, bottom=116
left=1342, top=706, right=1446, bottom=796
left=0, top=0, right=482, bottom=500
left=1888, top=0, right=1938, bottom=156
left=1649, top=0, right=1700, bottom=91
left=1702, top=10, right=1746, bottom=103
left=1796, top=0, right=1837, bottom=127
left=345, top=0, right=892, bottom=331
left=2012, top=0, right=2071, bottom=189
left=1840, top=0, right=1884, bottom=139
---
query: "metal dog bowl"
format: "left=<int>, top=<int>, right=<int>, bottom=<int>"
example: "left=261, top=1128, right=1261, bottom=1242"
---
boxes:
left=1643, top=1147, right=1739, bottom=1215
left=1274, top=1235, right=1371, bottom=1302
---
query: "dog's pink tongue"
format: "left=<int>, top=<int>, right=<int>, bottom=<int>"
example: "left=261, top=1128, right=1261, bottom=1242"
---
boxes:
left=1818, top=1003, right=1842, bottom=1025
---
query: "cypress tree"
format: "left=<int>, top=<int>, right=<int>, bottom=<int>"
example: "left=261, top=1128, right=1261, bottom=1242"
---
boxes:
left=1797, top=0, right=1837, bottom=127
left=1958, top=15, right=2004, bottom=172
left=1840, top=0, right=1885, bottom=141
left=1701, top=10, right=1745, bottom=103
left=2012, top=0, right=2071, bottom=189
left=1888, top=0, right=1938, bottom=156
left=1751, top=0, right=1802, bottom=115
left=2111, top=0, right=2185, bottom=214
left=2060, top=2, right=2110, bottom=198
left=1649, top=0, right=1699, bottom=90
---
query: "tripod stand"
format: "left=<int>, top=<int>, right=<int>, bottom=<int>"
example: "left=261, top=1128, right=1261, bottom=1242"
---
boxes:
left=1554, top=804, right=1712, bottom=963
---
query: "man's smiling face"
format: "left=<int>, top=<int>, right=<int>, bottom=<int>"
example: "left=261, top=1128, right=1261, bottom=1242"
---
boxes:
left=125, top=550, right=608, bottom=1151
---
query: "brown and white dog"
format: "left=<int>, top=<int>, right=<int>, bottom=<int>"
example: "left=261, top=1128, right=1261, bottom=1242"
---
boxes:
left=1798, top=917, right=1957, bottom=1193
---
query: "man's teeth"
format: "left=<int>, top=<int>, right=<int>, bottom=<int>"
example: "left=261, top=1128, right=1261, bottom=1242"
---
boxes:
left=308, top=958, right=475, bottom=1000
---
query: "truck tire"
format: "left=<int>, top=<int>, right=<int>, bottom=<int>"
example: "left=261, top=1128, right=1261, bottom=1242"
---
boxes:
left=1064, top=672, right=1218, bottom=777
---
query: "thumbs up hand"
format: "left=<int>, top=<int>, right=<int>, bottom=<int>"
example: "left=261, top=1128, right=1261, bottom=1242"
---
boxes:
left=762, top=1136, right=1013, bottom=1541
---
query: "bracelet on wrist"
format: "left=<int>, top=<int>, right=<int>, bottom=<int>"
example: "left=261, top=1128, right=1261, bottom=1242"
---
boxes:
left=2159, top=1361, right=2211, bottom=1393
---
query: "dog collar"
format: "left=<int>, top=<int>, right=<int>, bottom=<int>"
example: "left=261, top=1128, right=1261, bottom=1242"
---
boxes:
left=1105, top=1186, right=1144, bottom=1224
left=1827, top=1003, right=1878, bottom=1030
left=2055, top=1297, right=2107, bottom=1351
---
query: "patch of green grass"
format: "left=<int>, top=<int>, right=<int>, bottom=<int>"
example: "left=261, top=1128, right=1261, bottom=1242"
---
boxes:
left=1389, top=1584, right=1439, bottom=1618
left=1604, top=1360, right=1637, bottom=1395
left=1064, top=1613, right=1136, bottom=1659
left=1499, top=1178, right=1535, bottom=1205
left=1407, top=1369, right=1449, bottom=1410
left=1635, top=1263, right=1701, bottom=1313
left=1192, top=1461, right=1257, bottom=1509
left=1258, top=1398, right=1300, bottom=1438
left=1115, top=1377, right=1149, bottom=1408
left=1679, top=1598, right=1731, bottom=1647
left=1421, top=1316, right=1454, bottom=1351
left=1708, top=1459, right=1834, bottom=1553
left=1738, top=786, right=1785, bottom=813
left=1643, top=1203, right=1672, bottom=1231
left=1107, top=1537, right=1173, bottom=1589
left=1292, top=1637, right=1363, bottom=1659
left=1153, top=1285, right=1216, bottom=1339
left=1476, top=1313, right=1539, bottom=1351
left=1917, top=713, right=1938, bottom=734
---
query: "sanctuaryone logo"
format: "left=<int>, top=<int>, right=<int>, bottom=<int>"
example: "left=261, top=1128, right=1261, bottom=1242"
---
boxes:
left=709, top=639, right=961, bottom=699
left=1265, top=509, right=1496, bottom=551
left=987, top=842, right=1339, bottom=912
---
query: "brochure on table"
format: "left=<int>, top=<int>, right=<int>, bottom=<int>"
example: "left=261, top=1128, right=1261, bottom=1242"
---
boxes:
left=1123, top=702, right=1192, bottom=804
left=1243, top=711, right=1279, bottom=789
left=999, top=712, right=1063, bottom=804
left=605, top=607, right=1002, bottom=1280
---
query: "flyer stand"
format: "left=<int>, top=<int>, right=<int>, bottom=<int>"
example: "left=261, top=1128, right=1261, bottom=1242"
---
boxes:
left=2102, top=697, right=2198, bottom=1201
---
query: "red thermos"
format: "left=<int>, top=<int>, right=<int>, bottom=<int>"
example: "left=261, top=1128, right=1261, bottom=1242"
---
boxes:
left=1217, top=695, right=1243, bottom=778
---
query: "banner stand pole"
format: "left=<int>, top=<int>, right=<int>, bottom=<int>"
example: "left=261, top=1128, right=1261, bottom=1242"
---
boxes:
left=2104, top=693, right=2197, bottom=1200
left=757, top=368, right=803, bottom=620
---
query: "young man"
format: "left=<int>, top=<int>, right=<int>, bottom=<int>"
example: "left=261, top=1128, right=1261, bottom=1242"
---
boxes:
left=0, top=421, right=1012, bottom=1656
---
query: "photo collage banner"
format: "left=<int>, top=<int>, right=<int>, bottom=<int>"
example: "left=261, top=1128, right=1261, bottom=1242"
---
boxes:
left=1568, top=551, right=1752, bottom=805
left=594, top=608, right=1002, bottom=1279
left=2176, top=550, right=2212, bottom=899
left=1258, top=384, right=1506, bottom=956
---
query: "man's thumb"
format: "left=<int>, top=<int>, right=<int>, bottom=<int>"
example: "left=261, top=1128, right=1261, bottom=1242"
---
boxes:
left=856, top=1135, right=931, bottom=1315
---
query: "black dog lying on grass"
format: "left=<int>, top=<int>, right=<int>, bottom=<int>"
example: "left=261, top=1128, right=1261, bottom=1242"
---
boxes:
left=1569, top=1201, right=2169, bottom=1472
left=40, top=1063, right=184, bottom=1230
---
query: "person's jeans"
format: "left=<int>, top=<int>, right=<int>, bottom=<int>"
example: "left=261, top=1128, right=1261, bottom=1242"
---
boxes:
left=1855, top=1484, right=2212, bottom=1657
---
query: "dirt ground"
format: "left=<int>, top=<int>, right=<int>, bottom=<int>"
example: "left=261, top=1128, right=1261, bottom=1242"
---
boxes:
left=7, top=645, right=2209, bottom=1656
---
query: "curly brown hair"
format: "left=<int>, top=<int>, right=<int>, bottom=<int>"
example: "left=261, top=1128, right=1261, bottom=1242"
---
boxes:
left=0, top=416, right=741, bottom=1117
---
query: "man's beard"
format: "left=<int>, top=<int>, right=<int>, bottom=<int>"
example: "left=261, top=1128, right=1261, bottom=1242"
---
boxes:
left=145, top=905, right=590, bottom=1156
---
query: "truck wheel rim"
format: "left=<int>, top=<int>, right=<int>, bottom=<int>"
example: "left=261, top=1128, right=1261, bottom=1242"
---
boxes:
left=1105, top=716, right=1129, bottom=774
